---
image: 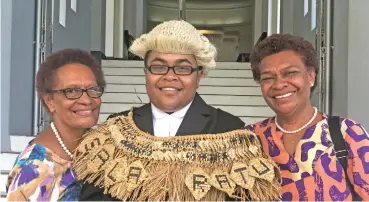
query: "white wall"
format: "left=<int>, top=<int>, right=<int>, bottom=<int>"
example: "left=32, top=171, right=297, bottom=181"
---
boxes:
left=331, top=0, right=369, bottom=129
left=214, top=25, right=253, bottom=61
left=346, top=0, right=369, bottom=127
left=124, top=0, right=147, bottom=38
left=1, top=0, right=12, bottom=151
left=9, top=0, right=36, bottom=136
left=281, top=0, right=294, bottom=33
left=280, top=0, right=315, bottom=44
left=103, top=0, right=147, bottom=58
left=280, top=0, right=319, bottom=107
left=229, top=24, right=253, bottom=53
left=91, top=0, right=106, bottom=53
left=280, top=0, right=316, bottom=46
left=332, top=0, right=348, bottom=117
left=291, top=0, right=315, bottom=43
left=52, top=0, right=92, bottom=51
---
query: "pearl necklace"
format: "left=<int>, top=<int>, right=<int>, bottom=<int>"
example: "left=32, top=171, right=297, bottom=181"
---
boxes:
left=51, top=122, right=73, bottom=159
left=275, top=107, right=318, bottom=134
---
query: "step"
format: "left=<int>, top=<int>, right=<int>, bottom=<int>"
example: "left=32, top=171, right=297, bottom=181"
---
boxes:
left=102, top=93, right=266, bottom=106
left=0, top=152, right=18, bottom=196
left=100, top=103, right=274, bottom=117
left=102, top=60, right=251, bottom=70
left=103, top=67, right=254, bottom=78
left=0, top=173, right=7, bottom=194
left=102, top=60, right=143, bottom=68
left=1, top=193, right=6, bottom=201
left=105, top=75, right=258, bottom=86
left=105, top=84, right=261, bottom=96
left=10, top=135, right=34, bottom=153
left=0, top=153, right=18, bottom=173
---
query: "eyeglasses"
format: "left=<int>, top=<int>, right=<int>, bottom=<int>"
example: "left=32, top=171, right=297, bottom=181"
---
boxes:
left=47, top=86, right=104, bottom=100
left=147, top=65, right=203, bottom=75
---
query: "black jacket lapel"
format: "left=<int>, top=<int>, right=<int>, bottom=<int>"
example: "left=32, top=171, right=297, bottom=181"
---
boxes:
left=133, top=103, right=154, bottom=135
left=176, top=93, right=214, bottom=136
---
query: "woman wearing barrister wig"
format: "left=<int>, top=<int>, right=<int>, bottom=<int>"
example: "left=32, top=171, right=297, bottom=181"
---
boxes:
left=74, top=20, right=281, bottom=201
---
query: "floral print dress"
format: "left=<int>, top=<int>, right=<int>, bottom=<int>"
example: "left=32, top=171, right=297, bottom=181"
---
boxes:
left=6, top=143, right=81, bottom=201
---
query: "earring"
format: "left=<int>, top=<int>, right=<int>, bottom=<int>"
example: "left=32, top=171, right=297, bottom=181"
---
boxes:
left=310, top=83, right=314, bottom=87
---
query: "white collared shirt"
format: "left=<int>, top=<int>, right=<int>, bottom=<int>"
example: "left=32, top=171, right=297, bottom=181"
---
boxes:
left=151, top=101, right=193, bottom=137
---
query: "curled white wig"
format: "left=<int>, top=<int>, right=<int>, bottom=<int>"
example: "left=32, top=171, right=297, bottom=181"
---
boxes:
left=129, top=20, right=217, bottom=74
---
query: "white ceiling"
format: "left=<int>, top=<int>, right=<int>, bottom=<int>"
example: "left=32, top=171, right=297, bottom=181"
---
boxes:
left=147, top=0, right=254, bottom=27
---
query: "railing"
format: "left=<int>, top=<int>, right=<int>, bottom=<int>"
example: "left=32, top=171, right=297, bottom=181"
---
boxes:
left=254, top=31, right=268, bottom=47
left=124, top=30, right=141, bottom=60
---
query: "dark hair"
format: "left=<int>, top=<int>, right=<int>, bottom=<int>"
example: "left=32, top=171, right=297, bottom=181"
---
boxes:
left=36, top=48, right=106, bottom=106
left=144, top=50, right=153, bottom=67
left=250, top=33, right=318, bottom=81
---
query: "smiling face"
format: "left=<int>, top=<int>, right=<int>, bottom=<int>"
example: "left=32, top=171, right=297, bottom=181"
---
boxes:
left=145, top=51, right=202, bottom=112
left=43, top=63, right=102, bottom=130
left=258, top=50, right=316, bottom=116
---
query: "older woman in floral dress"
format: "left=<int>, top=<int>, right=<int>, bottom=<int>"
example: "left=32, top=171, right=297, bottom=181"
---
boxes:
left=6, top=49, right=105, bottom=201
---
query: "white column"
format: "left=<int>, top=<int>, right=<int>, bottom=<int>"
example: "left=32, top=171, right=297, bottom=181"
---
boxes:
left=311, top=0, right=316, bottom=30
left=253, top=0, right=263, bottom=45
left=104, top=0, right=125, bottom=58
left=0, top=0, right=12, bottom=151
left=267, top=0, right=281, bottom=35
left=113, top=0, right=124, bottom=58
left=135, top=0, right=146, bottom=37
left=178, top=0, right=186, bottom=20
left=59, top=0, right=66, bottom=27
left=105, top=0, right=115, bottom=57
left=71, top=0, right=77, bottom=12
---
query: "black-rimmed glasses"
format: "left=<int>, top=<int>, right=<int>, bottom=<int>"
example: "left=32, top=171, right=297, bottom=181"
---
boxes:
left=47, top=86, right=104, bottom=100
left=147, top=65, right=203, bottom=75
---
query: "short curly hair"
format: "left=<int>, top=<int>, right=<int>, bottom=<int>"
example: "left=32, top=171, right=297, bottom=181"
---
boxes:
left=36, top=48, right=106, bottom=107
left=250, top=33, right=318, bottom=81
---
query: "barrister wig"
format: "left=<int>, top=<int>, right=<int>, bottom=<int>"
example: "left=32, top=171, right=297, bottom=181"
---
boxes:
left=129, top=20, right=218, bottom=74
left=73, top=108, right=282, bottom=201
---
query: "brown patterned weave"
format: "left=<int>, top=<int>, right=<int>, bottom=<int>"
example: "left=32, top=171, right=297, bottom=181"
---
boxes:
left=73, top=109, right=281, bottom=201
